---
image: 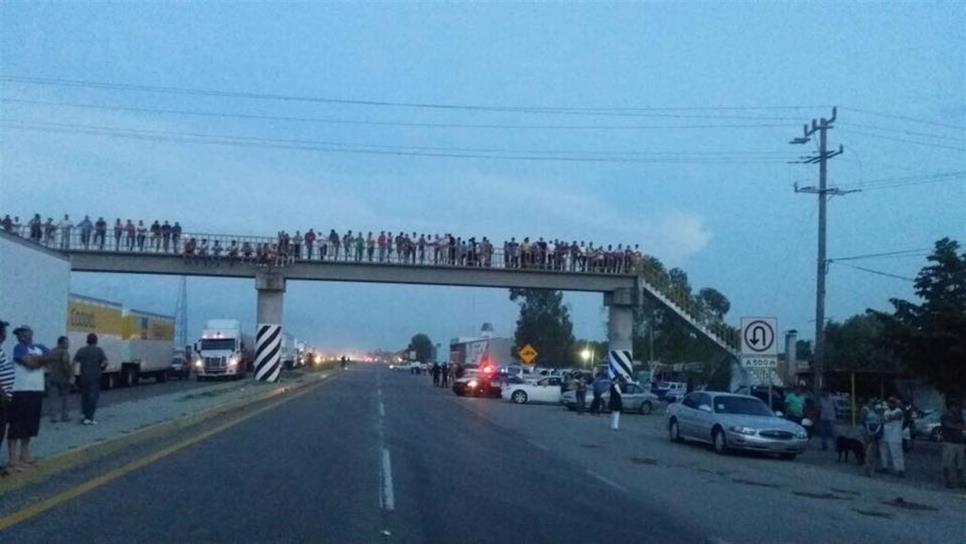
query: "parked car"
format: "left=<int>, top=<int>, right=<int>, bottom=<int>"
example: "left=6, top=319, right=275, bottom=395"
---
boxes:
left=168, top=355, right=191, bottom=380
left=914, top=409, right=966, bottom=442
left=452, top=369, right=502, bottom=398
left=666, top=391, right=808, bottom=460
left=655, top=381, right=688, bottom=403
left=502, top=376, right=564, bottom=404
left=560, top=382, right=659, bottom=414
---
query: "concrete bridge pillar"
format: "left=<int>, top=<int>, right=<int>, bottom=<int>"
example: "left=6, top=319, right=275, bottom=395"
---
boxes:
left=255, top=270, right=286, bottom=382
left=604, top=288, right=636, bottom=380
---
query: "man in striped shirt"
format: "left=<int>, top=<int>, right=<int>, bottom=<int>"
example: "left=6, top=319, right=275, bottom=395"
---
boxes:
left=0, top=320, right=13, bottom=476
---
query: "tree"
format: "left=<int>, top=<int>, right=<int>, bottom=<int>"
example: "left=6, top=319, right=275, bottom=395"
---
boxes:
left=823, top=314, right=897, bottom=371
left=408, top=333, right=434, bottom=362
left=874, top=238, right=966, bottom=394
left=697, top=287, right=731, bottom=321
left=509, top=288, right=575, bottom=366
left=795, top=339, right=813, bottom=362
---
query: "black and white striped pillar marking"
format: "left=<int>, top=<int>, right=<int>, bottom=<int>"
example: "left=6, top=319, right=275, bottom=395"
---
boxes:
left=608, top=349, right=634, bottom=382
left=255, top=324, right=282, bottom=382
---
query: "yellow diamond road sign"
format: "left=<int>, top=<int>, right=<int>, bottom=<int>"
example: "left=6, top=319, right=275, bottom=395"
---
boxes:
left=519, top=344, right=538, bottom=365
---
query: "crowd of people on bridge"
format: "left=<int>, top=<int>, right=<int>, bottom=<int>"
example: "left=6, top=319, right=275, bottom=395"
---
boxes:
left=2, top=212, right=645, bottom=275
left=2, top=214, right=184, bottom=253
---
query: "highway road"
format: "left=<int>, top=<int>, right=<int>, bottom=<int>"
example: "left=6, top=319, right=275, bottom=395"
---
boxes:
left=1, top=365, right=963, bottom=544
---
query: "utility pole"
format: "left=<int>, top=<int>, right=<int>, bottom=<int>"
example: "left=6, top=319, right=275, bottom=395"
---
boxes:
left=789, top=107, right=854, bottom=393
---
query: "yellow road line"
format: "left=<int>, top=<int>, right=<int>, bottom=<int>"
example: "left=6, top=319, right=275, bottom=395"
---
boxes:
left=0, top=379, right=324, bottom=531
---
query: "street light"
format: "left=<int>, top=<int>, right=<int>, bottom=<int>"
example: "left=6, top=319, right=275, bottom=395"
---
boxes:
left=580, top=346, right=595, bottom=372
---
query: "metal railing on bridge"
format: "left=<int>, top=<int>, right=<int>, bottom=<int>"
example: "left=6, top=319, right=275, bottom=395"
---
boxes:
left=4, top=224, right=739, bottom=354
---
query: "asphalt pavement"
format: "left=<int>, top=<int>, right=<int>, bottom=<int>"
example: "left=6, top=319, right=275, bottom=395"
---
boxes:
left=2, top=365, right=963, bottom=544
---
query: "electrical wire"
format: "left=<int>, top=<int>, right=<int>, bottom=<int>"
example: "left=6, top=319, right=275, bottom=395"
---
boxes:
left=0, top=75, right=809, bottom=120
left=0, top=97, right=796, bottom=131
left=835, top=129, right=966, bottom=152
left=837, top=121, right=965, bottom=144
left=839, top=106, right=966, bottom=131
left=0, top=118, right=798, bottom=158
left=832, top=262, right=916, bottom=282
left=829, top=249, right=931, bottom=262
left=0, top=120, right=797, bottom=164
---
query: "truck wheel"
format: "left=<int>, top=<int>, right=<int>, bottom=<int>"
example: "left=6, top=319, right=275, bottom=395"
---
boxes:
left=156, top=372, right=167, bottom=383
left=103, top=373, right=116, bottom=390
left=123, top=368, right=140, bottom=387
left=196, top=375, right=206, bottom=382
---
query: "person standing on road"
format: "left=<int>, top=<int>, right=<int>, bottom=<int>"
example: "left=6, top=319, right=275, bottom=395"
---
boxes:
left=939, top=400, right=964, bottom=489
left=880, top=397, right=906, bottom=478
left=860, top=398, right=883, bottom=477
left=431, top=362, right=441, bottom=387
left=576, top=375, right=588, bottom=415
left=45, top=336, right=73, bottom=423
left=590, top=372, right=609, bottom=415
left=74, top=333, right=107, bottom=425
left=440, top=362, right=449, bottom=388
left=818, top=389, right=838, bottom=451
left=784, top=386, right=805, bottom=425
left=8, top=325, right=49, bottom=471
left=609, top=376, right=625, bottom=431
left=0, top=320, right=14, bottom=477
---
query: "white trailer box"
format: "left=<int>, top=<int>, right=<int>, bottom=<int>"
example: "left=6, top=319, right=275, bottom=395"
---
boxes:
left=0, top=231, right=69, bottom=351
left=122, top=308, right=175, bottom=382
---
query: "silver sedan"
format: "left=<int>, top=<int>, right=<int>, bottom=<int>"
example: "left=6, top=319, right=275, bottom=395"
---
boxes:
left=666, top=391, right=808, bottom=460
left=560, top=382, right=659, bottom=415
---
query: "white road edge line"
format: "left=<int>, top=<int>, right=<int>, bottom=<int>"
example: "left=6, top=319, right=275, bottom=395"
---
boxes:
left=381, top=447, right=395, bottom=511
left=378, top=399, right=386, bottom=418
left=586, top=469, right=628, bottom=493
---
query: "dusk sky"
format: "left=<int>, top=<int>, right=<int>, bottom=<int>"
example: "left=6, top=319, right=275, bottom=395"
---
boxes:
left=2, top=3, right=963, bottom=354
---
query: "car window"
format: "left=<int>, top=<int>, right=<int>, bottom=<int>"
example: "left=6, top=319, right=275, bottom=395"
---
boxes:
left=697, top=393, right=712, bottom=408
left=537, top=378, right=548, bottom=386
left=682, top=393, right=701, bottom=409
left=714, top=396, right=773, bottom=416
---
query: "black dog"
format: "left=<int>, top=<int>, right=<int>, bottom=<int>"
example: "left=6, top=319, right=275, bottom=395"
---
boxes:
left=836, top=436, right=865, bottom=465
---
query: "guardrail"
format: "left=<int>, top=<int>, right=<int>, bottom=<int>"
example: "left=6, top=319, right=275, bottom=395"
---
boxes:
left=5, top=224, right=739, bottom=352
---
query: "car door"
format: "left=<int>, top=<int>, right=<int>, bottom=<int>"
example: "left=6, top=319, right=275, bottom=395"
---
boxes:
left=532, top=377, right=558, bottom=403
left=677, top=393, right=702, bottom=438
left=691, top=393, right=715, bottom=442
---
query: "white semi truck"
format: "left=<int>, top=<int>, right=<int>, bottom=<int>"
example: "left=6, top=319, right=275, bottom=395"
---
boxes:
left=0, top=231, right=69, bottom=357
left=194, top=319, right=254, bottom=380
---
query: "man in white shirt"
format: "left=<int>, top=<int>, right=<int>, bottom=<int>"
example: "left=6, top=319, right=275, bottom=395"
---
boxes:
left=58, top=214, right=74, bottom=249
left=880, top=396, right=906, bottom=477
left=9, top=325, right=48, bottom=471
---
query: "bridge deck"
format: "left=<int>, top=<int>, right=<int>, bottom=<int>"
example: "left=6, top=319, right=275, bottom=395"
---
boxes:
left=67, top=251, right=637, bottom=293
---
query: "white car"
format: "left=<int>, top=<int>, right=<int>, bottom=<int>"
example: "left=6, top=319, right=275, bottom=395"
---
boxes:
left=502, top=376, right=564, bottom=404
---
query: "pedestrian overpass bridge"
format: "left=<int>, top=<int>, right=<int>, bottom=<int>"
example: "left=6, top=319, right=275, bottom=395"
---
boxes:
left=2, top=229, right=739, bottom=376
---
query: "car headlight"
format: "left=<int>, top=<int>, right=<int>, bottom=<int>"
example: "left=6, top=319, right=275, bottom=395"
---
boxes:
left=795, top=430, right=808, bottom=439
left=194, top=360, right=203, bottom=369
left=729, top=426, right=757, bottom=435
left=228, top=356, right=239, bottom=367
left=468, top=380, right=478, bottom=388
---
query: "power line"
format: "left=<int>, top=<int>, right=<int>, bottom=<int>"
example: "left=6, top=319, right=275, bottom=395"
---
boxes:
left=0, top=118, right=798, bottom=158
left=836, top=128, right=966, bottom=152
left=0, top=120, right=797, bottom=164
left=837, top=121, right=965, bottom=143
left=829, top=249, right=931, bottom=262
left=0, top=97, right=795, bottom=131
left=834, top=262, right=916, bottom=282
left=0, top=75, right=808, bottom=120
left=839, top=106, right=966, bottom=131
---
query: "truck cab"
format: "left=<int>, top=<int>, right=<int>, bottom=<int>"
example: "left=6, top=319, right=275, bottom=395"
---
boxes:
left=195, top=319, right=252, bottom=380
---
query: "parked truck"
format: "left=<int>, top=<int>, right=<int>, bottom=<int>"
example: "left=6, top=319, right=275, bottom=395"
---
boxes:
left=67, top=295, right=175, bottom=388
left=0, top=231, right=69, bottom=359
left=194, top=319, right=254, bottom=380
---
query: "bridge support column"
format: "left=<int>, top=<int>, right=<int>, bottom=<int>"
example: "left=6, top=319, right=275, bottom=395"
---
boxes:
left=255, top=271, right=286, bottom=383
left=604, top=288, right=635, bottom=380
